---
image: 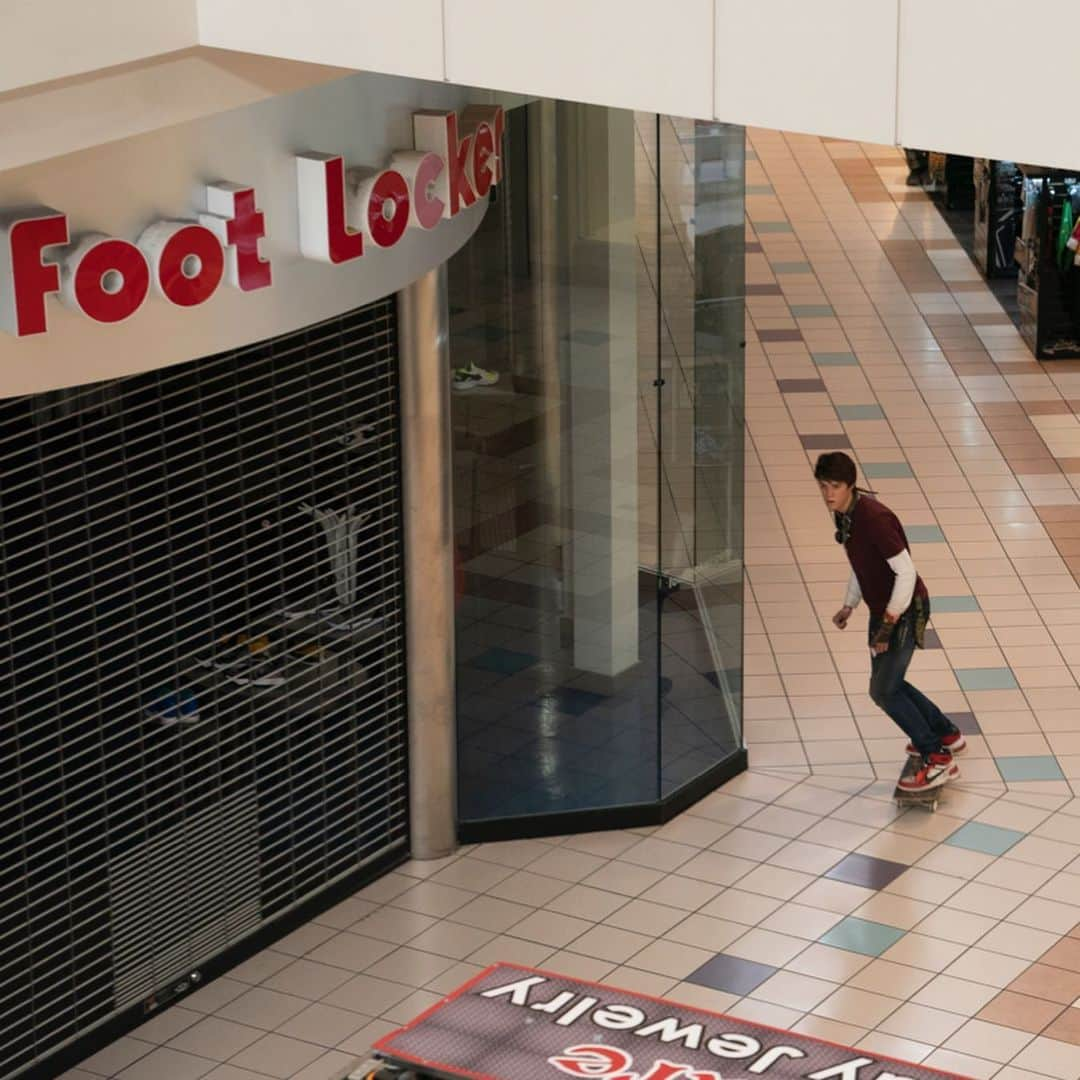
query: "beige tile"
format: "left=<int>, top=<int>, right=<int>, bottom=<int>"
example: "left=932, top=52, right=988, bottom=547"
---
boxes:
left=814, top=986, right=899, bottom=1027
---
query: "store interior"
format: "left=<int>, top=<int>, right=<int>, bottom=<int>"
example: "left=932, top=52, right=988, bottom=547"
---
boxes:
left=445, top=102, right=748, bottom=829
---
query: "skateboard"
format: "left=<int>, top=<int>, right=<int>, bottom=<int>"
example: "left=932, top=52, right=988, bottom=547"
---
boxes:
left=894, top=755, right=953, bottom=812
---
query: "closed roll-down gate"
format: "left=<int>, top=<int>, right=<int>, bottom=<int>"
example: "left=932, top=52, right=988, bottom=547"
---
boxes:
left=0, top=299, right=409, bottom=1076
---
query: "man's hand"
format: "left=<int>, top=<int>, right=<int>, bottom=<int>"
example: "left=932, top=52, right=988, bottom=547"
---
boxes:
left=832, top=606, right=853, bottom=630
left=871, top=612, right=897, bottom=655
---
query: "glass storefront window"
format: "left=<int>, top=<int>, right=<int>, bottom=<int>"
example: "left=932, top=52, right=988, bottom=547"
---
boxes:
left=448, top=99, right=745, bottom=831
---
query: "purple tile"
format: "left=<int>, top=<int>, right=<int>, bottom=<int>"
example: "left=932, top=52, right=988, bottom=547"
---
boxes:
left=825, top=853, right=908, bottom=890
left=777, top=378, right=826, bottom=393
left=922, top=628, right=942, bottom=650
left=949, top=711, right=981, bottom=735
left=685, top=954, right=777, bottom=996
left=746, top=284, right=784, bottom=296
left=800, top=434, right=852, bottom=450
left=746, top=242, right=764, bottom=254
left=758, top=329, right=804, bottom=343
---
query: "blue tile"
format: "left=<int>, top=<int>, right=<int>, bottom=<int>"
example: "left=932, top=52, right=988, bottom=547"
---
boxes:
left=862, top=462, right=915, bottom=479
left=997, top=756, right=1066, bottom=782
left=755, top=221, right=794, bottom=233
left=813, top=352, right=860, bottom=367
left=820, top=917, right=905, bottom=957
left=772, top=261, right=812, bottom=274
left=932, top=596, right=981, bottom=613
left=836, top=404, right=885, bottom=420
left=790, top=305, right=835, bottom=318
left=955, top=667, right=1018, bottom=691
left=685, top=954, right=777, bottom=995
left=906, top=525, right=946, bottom=543
left=468, top=647, right=539, bottom=675
left=946, top=821, right=1026, bottom=856
left=747, top=184, right=775, bottom=195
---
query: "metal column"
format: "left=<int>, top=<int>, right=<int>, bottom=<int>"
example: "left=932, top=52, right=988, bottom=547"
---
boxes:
left=397, top=264, right=457, bottom=860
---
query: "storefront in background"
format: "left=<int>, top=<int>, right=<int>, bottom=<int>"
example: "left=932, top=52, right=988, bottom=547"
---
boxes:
left=0, top=70, right=746, bottom=1078
left=447, top=105, right=747, bottom=837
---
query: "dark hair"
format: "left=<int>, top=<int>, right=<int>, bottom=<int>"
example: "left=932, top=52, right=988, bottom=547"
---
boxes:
left=814, top=451, right=857, bottom=487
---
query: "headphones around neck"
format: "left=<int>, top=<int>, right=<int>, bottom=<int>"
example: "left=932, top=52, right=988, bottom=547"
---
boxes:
left=833, top=489, right=861, bottom=545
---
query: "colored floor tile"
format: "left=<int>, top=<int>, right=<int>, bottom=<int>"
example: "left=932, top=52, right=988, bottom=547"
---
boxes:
left=772, top=261, right=813, bottom=274
left=861, top=462, right=915, bottom=479
left=948, top=712, right=982, bottom=734
left=905, top=525, right=946, bottom=543
left=755, top=221, right=794, bottom=233
left=955, top=667, right=1019, bottom=691
left=930, top=596, right=980, bottom=613
left=825, top=853, right=908, bottom=890
left=800, top=434, right=852, bottom=450
left=945, top=821, right=1026, bottom=856
left=777, top=378, right=827, bottom=393
left=996, top=756, right=1067, bottom=782
left=820, top=917, right=906, bottom=957
left=685, top=953, right=778, bottom=995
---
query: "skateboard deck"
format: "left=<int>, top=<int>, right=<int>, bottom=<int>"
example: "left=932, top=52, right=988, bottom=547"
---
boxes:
left=894, top=755, right=949, bottom=811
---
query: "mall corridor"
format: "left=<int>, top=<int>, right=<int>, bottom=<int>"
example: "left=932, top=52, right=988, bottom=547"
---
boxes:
left=68, top=131, right=1080, bottom=1080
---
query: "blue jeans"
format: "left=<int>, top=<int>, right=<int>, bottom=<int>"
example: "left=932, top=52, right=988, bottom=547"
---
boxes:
left=868, top=605, right=952, bottom=757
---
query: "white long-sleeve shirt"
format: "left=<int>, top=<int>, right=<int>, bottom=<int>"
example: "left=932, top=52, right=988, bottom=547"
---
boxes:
left=844, top=548, right=917, bottom=617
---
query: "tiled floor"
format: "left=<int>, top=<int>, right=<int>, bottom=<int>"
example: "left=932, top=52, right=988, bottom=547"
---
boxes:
left=65, top=134, right=1080, bottom=1080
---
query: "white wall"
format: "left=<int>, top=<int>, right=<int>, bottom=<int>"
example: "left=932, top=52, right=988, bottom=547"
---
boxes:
left=899, top=0, right=1077, bottom=169
left=0, top=0, right=197, bottom=93
left=713, top=0, right=898, bottom=146
left=444, top=0, right=714, bottom=120
left=196, top=0, right=445, bottom=82
left=0, top=49, right=352, bottom=173
left=0, top=72, right=489, bottom=398
left=192, top=0, right=1080, bottom=170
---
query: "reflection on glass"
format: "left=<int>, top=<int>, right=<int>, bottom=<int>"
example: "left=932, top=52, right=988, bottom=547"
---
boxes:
left=449, top=101, right=745, bottom=825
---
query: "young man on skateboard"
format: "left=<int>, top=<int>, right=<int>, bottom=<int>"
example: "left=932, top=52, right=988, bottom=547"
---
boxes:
left=815, top=452, right=965, bottom=792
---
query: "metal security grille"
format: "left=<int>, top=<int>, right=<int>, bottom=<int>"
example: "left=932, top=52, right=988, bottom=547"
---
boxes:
left=0, top=299, right=409, bottom=1077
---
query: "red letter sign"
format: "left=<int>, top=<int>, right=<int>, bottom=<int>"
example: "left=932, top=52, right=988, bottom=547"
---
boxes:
left=413, top=111, right=477, bottom=218
left=296, top=153, right=364, bottom=264
left=462, top=104, right=505, bottom=184
left=357, top=169, right=411, bottom=249
left=139, top=222, right=225, bottom=307
left=200, top=183, right=272, bottom=291
left=0, top=208, right=68, bottom=336
left=470, top=122, right=497, bottom=198
left=61, top=235, right=150, bottom=323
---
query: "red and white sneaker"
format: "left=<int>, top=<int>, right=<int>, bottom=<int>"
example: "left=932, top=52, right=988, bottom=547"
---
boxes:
left=898, top=751, right=957, bottom=793
left=906, top=730, right=967, bottom=758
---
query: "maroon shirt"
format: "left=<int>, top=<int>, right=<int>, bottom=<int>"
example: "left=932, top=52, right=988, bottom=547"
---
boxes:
left=845, top=495, right=928, bottom=618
